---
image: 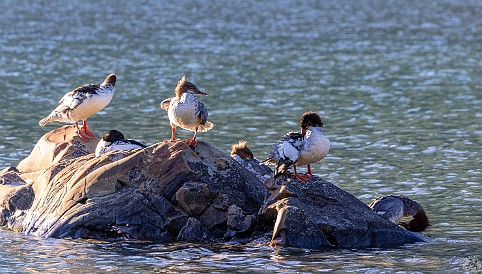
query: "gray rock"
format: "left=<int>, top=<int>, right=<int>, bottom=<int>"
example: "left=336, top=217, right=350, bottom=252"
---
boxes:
left=0, top=126, right=428, bottom=249
left=258, top=176, right=427, bottom=248
left=178, top=217, right=204, bottom=241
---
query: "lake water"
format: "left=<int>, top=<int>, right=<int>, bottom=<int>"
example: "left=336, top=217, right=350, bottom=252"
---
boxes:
left=0, top=0, right=481, bottom=272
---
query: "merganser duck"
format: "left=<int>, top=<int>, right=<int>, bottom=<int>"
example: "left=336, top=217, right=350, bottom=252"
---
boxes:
left=39, top=74, right=117, bottom=141
left=95, top=130, right=146, bottom=157
left=160, top=76, right=213, bottom=147
left=231, top=140, right=273, bottom=183
left=369, top=195, right=431, bottom=232
left=262, top=111, right=330, bottom=181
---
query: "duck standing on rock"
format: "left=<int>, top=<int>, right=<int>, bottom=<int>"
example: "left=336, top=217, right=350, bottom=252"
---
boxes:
left=39, top=74, right=117, bottom=141
left=160, top=76, right=213, bottom=147
left=369, top=195, right=431, bottom=232
left=262, top=111, right=330, bottom=181
left=95, top=130, right=147, bottom=157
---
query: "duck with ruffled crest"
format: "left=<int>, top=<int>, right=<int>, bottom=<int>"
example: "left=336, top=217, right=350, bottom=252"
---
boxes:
left=39, top=74, right=117, bottom=141
left=95, top=129, right=147, bottom=157
left=231, top=140, right=273, bottom=183
left=262, top=111, right=330, bottom=181
left=369, top=195, right=431, bottom=232
left=160, top=76, right=213, bottom=147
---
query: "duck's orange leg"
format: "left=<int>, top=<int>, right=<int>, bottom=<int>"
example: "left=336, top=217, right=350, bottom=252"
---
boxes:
left=171, top=127, right=176, bottom=141
left=184, top=128, right=198, bottom=147
left=81, top=119, right=95, bottom=138
left=75, top=121, right=91, bottom=141
left=306, top=165, right=313, bottom=176
left=294, top=164, right=311, bottom=181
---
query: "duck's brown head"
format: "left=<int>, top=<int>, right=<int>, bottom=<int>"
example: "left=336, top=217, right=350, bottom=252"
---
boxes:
left=399, top=209, right=431, bottom=232
left=103, top=129, right=125, bottom=142
left=300, top=111, right=323, bottom=134
left=230, top=140, right=254, bottom=160
left=175, top=76, right=206, bottom=98
left=103, top=74, right=117, bottom=87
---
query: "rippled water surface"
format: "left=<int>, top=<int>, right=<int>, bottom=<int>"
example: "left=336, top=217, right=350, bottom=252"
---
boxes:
left=1, top=0, right=481, bottom=272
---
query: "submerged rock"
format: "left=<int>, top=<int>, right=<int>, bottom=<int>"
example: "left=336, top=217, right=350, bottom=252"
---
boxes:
left=0, top=126, right=428, bottom=249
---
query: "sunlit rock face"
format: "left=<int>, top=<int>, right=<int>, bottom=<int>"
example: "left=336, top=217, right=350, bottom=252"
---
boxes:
left=0, top=126, right=267, bottom=241
left=0, top=126, right=427, bottom=249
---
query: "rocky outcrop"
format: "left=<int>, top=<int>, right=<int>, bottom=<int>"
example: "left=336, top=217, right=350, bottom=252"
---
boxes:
left=1, top=125, right=267, bottom=241
left=259, top=177, right=427, bottom=249
left=0, top=125, right=428, bottom=248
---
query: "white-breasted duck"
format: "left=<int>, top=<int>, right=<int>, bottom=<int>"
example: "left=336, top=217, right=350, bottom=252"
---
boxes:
left=39, top=74, right=117, bottom=141
left=262, top=111, right=330, bottom=181
left=160, top=76, right=213, bottom=147
left=95, top=129, right=146, bottom=157
left=369, top=195, right=430, bottom=232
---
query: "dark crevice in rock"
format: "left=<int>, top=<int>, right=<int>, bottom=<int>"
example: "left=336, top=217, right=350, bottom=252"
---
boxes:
left=321, top=228, right=339, bottom=247
left=116, top=179, right=127, bottom=187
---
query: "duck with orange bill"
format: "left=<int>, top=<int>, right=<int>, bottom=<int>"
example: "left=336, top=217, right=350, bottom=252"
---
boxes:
left=160, top=76, right=213, bottom=147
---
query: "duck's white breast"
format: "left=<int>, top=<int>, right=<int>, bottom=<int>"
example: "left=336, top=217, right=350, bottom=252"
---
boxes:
left=70, top=91, right=114, bottom=121
left=168, top=95, right=199, bottom=131
left=296, top=130, right=330, bottom=166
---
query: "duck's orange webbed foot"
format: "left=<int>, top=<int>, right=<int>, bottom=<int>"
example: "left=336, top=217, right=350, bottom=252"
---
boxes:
left=183, top=137, right=198, bottom=147
left=294, top=173, right=311, bottom=182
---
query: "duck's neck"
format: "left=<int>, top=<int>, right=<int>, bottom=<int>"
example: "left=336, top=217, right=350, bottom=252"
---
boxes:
left=99, top=82, right=115, bottom=92
left=305, top=127, right=323, bottom=139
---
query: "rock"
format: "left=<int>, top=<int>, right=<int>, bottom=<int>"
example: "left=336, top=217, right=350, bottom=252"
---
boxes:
left=0, top=126, right=267, bottom=242
left=258, top=177, right=427, bottom=248
left=16, top=125, right=100, bottom=182
left=0, top=167, right=26, bottom=186
left=0, top=126, right=428, bottom=249
left=175, top=182, right=215, bottom=216
left=0, top=167, right=34, bottom=228
left=178, top=217, right=204, bottom=241
left=227, top=205, right=256, bottom=233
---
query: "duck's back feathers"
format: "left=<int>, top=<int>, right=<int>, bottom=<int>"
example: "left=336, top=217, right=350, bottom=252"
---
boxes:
left=195, top=100, right=209, bottom=125
left=262, top=131, right=305, bottom=175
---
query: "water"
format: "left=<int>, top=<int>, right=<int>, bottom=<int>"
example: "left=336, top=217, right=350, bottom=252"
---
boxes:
left=0, top=0, right=481, bottom=272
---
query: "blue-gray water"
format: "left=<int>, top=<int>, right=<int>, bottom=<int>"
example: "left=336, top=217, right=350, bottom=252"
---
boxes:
left=0, top=0, right=481, bottom=272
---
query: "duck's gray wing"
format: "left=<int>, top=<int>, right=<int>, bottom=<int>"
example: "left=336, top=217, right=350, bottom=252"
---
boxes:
left=59, top=84, right=100, bottom=109
left=195, top=100, right=209, bottom=125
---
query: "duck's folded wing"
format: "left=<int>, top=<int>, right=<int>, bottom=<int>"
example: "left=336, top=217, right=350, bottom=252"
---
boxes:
left=195, top=100, right=209, bottom=125
left=59, top=84, right=99, bottom=109
left=283, top=131, right=305, bottom=150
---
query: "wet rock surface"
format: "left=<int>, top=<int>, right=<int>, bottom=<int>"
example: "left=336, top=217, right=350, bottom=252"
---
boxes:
left=0, top=126, right=428, bottom=249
